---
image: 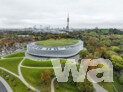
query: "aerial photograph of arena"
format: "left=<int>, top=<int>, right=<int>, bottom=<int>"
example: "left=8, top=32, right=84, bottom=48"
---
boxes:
left=27, top=40, right=83, bottom=58
left=0, top=0, right=123, bottom=92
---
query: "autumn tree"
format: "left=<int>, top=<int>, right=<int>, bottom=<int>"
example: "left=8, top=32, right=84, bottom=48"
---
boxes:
left=100, top=47, right=107, bottom=58
left=41, top=70, right=51, bottom=85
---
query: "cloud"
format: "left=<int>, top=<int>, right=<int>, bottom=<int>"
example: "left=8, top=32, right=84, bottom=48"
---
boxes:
left=0, top=0, right=123, bottom=28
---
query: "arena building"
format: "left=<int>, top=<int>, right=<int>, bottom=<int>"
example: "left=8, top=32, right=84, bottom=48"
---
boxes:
left=27, top=40, right=83, bottom=58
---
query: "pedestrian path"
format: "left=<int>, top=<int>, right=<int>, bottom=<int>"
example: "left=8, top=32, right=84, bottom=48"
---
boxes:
left=51, top=78, right=56, bottom=92
left=0, top=51, right=109, bottom=92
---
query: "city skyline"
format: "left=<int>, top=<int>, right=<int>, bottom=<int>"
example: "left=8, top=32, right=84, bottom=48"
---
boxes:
left=0, top=0, right=123, bottom=28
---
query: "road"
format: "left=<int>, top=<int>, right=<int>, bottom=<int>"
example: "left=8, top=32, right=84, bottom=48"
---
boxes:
left=0, top=77, right=13, bottom=92
left=0, top=82, right=8, bottom=92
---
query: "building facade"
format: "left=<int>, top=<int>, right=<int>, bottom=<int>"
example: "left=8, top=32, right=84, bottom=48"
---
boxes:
left=27, top=40, right=83, bottom=58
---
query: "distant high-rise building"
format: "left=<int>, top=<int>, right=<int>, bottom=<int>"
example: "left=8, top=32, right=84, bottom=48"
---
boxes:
left=66, top=14, right=69, bottom=30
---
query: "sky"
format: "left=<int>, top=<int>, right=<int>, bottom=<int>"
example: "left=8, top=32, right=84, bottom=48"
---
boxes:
left=0, top=0, right=123, bottom=28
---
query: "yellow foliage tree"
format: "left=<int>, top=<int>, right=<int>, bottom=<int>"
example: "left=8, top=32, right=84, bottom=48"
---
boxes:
left=41, top=70, right=51, bottom=84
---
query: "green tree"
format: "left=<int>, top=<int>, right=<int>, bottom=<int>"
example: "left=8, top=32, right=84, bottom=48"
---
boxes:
left=111, top=55, right=123, bottom=71
left=119, top=74, right=123, bottom=84
left=120, top=54, right=123, bottom=58
left=111, top=46, right=121, bottom=53
left=104, top=51, right=117, bottom=59
left=77, top=78, right=94, bottom=92
left=79, top=50, right=89, bottom=59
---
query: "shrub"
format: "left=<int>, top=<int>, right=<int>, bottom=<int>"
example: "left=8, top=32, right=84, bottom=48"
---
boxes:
left=119, top=74, right=123, bottom=84
left=111, top=46, right=121, bottom=52
left=120, top=54, right=123, bottom=58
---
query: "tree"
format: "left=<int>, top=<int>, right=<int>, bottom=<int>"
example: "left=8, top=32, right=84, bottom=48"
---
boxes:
left=79, top=50, right=89, bottom=59
left=111, top=55, right=123, bottom=71
left=77, top=78, right=94, bottom=92
left=120, top=54, right=123, bottom=58
left=68, top=71, right=76, bottom=86
left=100, top=47, right=107, bottom=58
left=104, top=51, right=117, bottom=59
left=41, top=70, right=51, bottom=84
left=111, top=46, right=121, bottom=53
left=119, top=74, right=123, bottom=84
left=86, top=44, right=94, bottom=53
left=41, top=73, right=44, bottom=81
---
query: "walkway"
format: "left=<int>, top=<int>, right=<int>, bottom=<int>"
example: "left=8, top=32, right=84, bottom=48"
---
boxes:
left=0, top=52, right=109, bottom=92
left=0, top=67, right=20, bottom=78
left=51, top=78, right=56, bottom=92
left=93, top=83, right=108, bottom=92
left=88, top=75, right=108, bottom=92
left=0, top=57, right=39, bottom=92
left=21, top=65, right=59, bottom=69
left=18, top=57, right=40, bottom=92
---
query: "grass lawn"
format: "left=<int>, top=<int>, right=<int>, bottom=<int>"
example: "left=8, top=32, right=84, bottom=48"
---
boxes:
left=22, top=59, right=67, bottom=67
left=102, top=29, right=109, bottom=33
left=4, top=52, right=25, bottom=58
left=21, top=67, right=54, bottom=92
left=89, top=29, right=109, bottom=34
left=22, top=59, right=53, bottom=67
left=98, top=82, right=115, bottom=92
left=0, top=58, right=23, bottom=75
left=113, top=75, right=123, bottom=92
left=54, top=80, right=79, bottom=92
left=35, top=40, right=79, bottom=47
left=0, top=69, right=33, bottom=92
left=90, top=31, right=97, bottom=34
left=98, top=75, right=123, bottom=92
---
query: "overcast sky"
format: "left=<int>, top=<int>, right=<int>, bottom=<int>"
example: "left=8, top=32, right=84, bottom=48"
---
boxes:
left=0, top=0, right=123, bottom=28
